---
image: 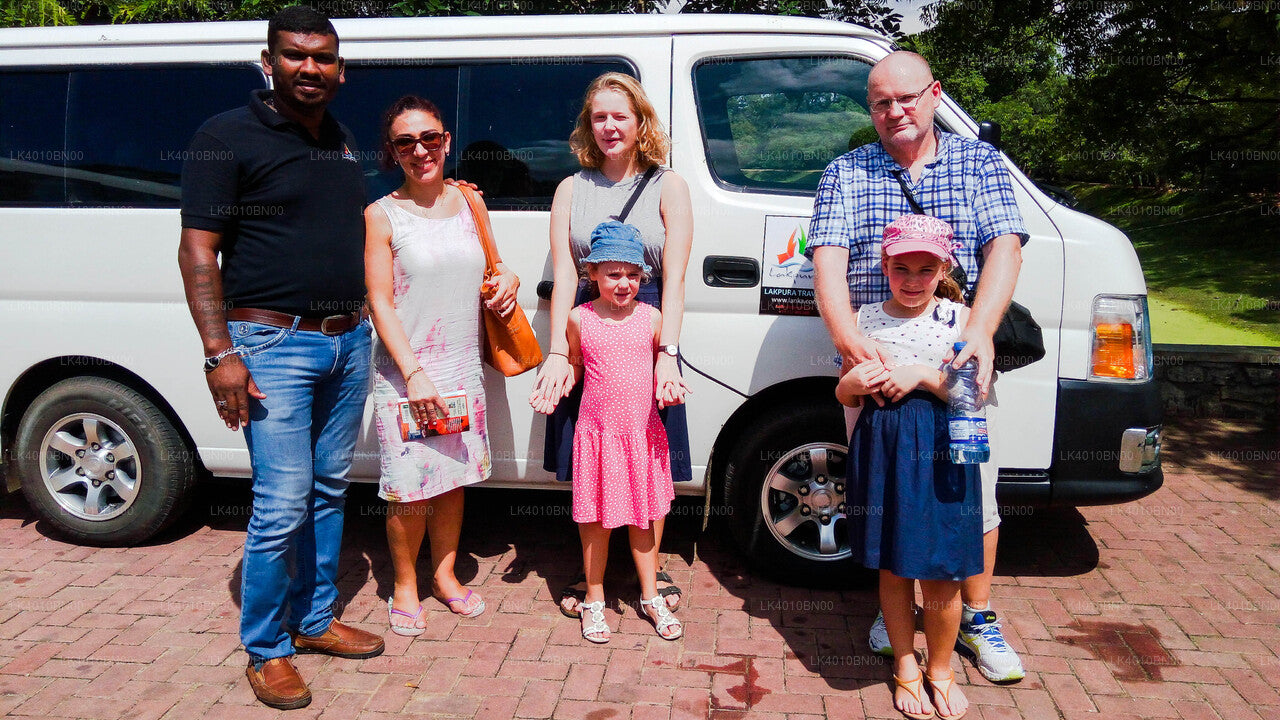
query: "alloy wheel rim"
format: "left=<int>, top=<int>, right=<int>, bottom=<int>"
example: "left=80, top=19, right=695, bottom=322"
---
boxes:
left=39, top=413, right=141, bottom=521
left=759, top=442, right=850, bottom=562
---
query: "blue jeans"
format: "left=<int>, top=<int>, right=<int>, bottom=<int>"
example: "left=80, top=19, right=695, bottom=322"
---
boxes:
left=233, top=317, right=372, bottom=663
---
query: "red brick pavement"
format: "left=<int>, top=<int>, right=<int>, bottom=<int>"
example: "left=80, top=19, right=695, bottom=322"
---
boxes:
left=1, top=418, right=1277, bottom=719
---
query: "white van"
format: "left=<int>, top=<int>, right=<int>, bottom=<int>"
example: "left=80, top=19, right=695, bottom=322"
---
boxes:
left=0, top=14, right=1161, bottom=585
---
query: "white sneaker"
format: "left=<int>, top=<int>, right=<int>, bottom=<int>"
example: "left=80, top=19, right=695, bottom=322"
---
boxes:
left=956, top=605, right=1025, bottom=682
left=868, top=606, right=922, bottom=657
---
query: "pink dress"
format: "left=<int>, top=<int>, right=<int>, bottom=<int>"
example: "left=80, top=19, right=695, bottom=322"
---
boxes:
left=571, top=302, right=674, bottom=529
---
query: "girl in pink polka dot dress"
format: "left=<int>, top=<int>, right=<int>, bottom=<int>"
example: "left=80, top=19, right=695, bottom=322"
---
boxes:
left=540, top=220, right=682, bottom=644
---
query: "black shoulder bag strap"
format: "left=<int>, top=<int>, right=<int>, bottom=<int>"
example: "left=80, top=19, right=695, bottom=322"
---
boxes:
left=892, top=169, right=972, bottom=301
left=892, top=171, right=1044, bottom=372
left=892, top=169, right=928, bottom=216
left=538, top=166, right=660, bottom=301
left=612, top=165, right=658, bottom=223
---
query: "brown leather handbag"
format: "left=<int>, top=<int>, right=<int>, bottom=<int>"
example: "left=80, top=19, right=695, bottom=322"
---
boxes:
left=458, top=185, right=543, bottom=376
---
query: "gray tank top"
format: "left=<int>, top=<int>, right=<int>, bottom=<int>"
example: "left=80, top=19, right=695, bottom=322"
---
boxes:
left=569, top=167, right=668, bottom=276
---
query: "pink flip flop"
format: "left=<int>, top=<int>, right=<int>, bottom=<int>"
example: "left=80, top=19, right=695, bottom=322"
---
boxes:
left=387, top=597, right=426, bottom=637
left=442, top=589, right=486, bottom=618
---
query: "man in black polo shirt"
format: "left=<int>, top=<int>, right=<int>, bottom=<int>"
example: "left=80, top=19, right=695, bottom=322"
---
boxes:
left=177, top=7, right=382, bottom=710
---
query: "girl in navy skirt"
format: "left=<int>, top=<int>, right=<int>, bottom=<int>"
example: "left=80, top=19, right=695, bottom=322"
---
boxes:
left=837, top=215, right=980, bottom=720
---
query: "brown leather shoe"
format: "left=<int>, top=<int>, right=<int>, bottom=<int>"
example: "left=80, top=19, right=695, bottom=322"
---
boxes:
left=291, top=620, right=384, bottom=659
left=246, top=657, right=311, bottom=710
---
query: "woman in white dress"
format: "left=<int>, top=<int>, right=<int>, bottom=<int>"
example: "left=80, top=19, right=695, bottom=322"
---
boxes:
left=364, top=96, right=519, bottom=635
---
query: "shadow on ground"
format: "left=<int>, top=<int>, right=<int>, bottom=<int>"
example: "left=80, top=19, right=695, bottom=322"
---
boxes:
left=1161, top=416, right=1279, bottom=501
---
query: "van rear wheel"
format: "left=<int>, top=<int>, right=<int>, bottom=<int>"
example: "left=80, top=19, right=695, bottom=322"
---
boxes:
left=14, top=377, right=195, bottom=546
left=723, top=401, right=872, bottom=588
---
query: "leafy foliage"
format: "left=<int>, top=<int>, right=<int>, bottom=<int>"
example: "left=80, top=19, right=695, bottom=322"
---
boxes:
left=678, top=0, right=902, bottom=39
left=2, top=0, right=903, bottom=36
left=908, top=0, right=1280, bottom=192
left=387, top=0, right=655, bottom=17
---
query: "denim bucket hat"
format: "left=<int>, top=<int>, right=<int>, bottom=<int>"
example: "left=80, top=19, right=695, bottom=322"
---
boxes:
left=584, top=220, right=651, bottom=273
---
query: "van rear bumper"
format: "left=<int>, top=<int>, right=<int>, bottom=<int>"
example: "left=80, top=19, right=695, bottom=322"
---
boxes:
left=1043, top=377, right=1163, bottom=505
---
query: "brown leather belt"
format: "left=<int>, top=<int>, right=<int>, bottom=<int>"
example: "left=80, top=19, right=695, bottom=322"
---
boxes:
left=226, top=307, right=365, bottom=336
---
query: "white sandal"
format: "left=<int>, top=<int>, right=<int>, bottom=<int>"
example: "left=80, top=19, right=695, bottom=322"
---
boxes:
left=639, top=595, right=683, bottom=640
left=580, top=600, right=610, bottom=644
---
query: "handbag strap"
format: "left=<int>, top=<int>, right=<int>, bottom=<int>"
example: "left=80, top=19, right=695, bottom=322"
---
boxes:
left=612, top=165, right=658, bottom=223
left=458, top=185, right=501, bottom=276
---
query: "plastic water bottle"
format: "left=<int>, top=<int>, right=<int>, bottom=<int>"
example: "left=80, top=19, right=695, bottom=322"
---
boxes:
left=946, top=342, right=990, bottom=464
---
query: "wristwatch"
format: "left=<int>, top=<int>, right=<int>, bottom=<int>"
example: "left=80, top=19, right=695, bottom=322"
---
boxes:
left=659, top=344, right=679, bottom=358
left=203, top=347, right=241, bottom=373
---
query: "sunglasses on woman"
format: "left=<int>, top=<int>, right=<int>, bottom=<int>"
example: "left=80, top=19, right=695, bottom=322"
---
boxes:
left=391, top=131, right=446, bottom=155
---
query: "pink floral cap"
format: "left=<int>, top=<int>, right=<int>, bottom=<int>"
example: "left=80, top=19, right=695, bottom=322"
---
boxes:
left=882, top=214, right=960, bottom=263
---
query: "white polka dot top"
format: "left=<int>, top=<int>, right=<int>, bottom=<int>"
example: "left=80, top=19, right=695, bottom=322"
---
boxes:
left=856, top=298, right=964, bottom=369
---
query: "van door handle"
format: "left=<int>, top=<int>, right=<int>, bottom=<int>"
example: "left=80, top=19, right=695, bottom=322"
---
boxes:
left=703, top=256, right=759, bottom=288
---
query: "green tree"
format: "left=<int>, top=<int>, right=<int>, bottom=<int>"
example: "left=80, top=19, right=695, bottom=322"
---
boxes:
left=1058, top=1, right=1279, bottom=191
left=2, top=0, right=76, bottom=24
left=3, top=0, right=903, bottom=35
left=905, top=0, right=1081, bottom=183
left=678, top=0, right=903, bottom=39
left=909, top=0, right=1280, bottom=191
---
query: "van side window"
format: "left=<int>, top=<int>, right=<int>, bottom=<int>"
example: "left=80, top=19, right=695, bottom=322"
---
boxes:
left=457, top=61, right=632, bottom=211
left=694, top=56, right=874, bottom=195
left=64, top=66, right=265, bottom=207
left=0, top=71, right=69, bottom=206
left=326, top=64, right=460, bottom=202
left=333, top=60, right=631, bottom=209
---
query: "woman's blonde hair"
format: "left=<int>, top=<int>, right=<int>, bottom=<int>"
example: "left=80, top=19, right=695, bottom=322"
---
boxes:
left=569, top=72, right=670, bottom=169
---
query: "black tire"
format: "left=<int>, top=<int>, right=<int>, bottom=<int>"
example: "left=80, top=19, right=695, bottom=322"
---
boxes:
left=722, top=400, right=873, bottom=588
left=14, top=377, right=196, bottom=546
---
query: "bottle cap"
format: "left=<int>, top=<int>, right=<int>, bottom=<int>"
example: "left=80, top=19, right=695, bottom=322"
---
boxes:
left=953, top=341, right=967, bottom=354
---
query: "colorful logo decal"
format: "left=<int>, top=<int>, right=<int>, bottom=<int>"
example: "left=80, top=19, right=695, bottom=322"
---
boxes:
left=760, top=215, right=818, bottom=316
left=776, top=226, right=809, bottom=267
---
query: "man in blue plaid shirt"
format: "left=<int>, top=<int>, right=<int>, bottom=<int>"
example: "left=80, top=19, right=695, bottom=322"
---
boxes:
left=806, top=52, right=1028, bottom=697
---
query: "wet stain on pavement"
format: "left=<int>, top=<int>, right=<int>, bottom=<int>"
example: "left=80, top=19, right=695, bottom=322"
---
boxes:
left=722, top=659, right=770, bottom=708
left=683, top=657, right=749, bottom=674
left=1055, top=620, right=1180, bottom=680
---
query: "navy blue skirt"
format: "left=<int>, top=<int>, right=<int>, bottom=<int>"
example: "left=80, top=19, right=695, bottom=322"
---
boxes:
left=543, top=280, right=693, bottom=484
left=847, top=391, right=982, bottom=581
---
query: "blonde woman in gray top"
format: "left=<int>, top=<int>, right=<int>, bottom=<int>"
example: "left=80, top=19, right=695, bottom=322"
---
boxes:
left=529, top=72, right=693, bottom=622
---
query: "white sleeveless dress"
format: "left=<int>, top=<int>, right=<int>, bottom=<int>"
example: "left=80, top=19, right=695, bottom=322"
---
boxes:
left=370, top=195, right=491, bottom=502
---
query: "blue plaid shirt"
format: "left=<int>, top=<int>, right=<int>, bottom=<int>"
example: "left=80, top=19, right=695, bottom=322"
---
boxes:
left=805, top=131, right=1029, bottom=307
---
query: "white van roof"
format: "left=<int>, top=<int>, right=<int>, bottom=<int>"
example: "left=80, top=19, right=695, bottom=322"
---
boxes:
left=0, top=13, right=889, bottom=49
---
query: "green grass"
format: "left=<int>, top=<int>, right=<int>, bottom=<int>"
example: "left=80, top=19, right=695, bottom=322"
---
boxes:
left=1068, top=184, right=1280, bottom=346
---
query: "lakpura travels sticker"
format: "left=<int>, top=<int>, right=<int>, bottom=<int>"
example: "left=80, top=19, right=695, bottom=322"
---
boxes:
left=760, top=215, right=818, bottom=316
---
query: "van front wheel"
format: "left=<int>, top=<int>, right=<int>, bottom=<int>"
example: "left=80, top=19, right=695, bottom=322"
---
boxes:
left=723, top=402, right=870, bottom=588
left=14, top=377, right=196, bottom=546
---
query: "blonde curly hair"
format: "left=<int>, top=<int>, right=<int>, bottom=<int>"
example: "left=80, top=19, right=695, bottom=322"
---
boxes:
left=569, top=72, right=670, bottom=169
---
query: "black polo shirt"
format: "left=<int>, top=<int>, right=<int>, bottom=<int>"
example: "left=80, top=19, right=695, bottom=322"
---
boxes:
left=180, top=89, right=366, bottom=318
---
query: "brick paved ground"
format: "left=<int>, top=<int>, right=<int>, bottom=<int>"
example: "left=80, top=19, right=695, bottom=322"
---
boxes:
left=1, top=417, right=1277, bottom=719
